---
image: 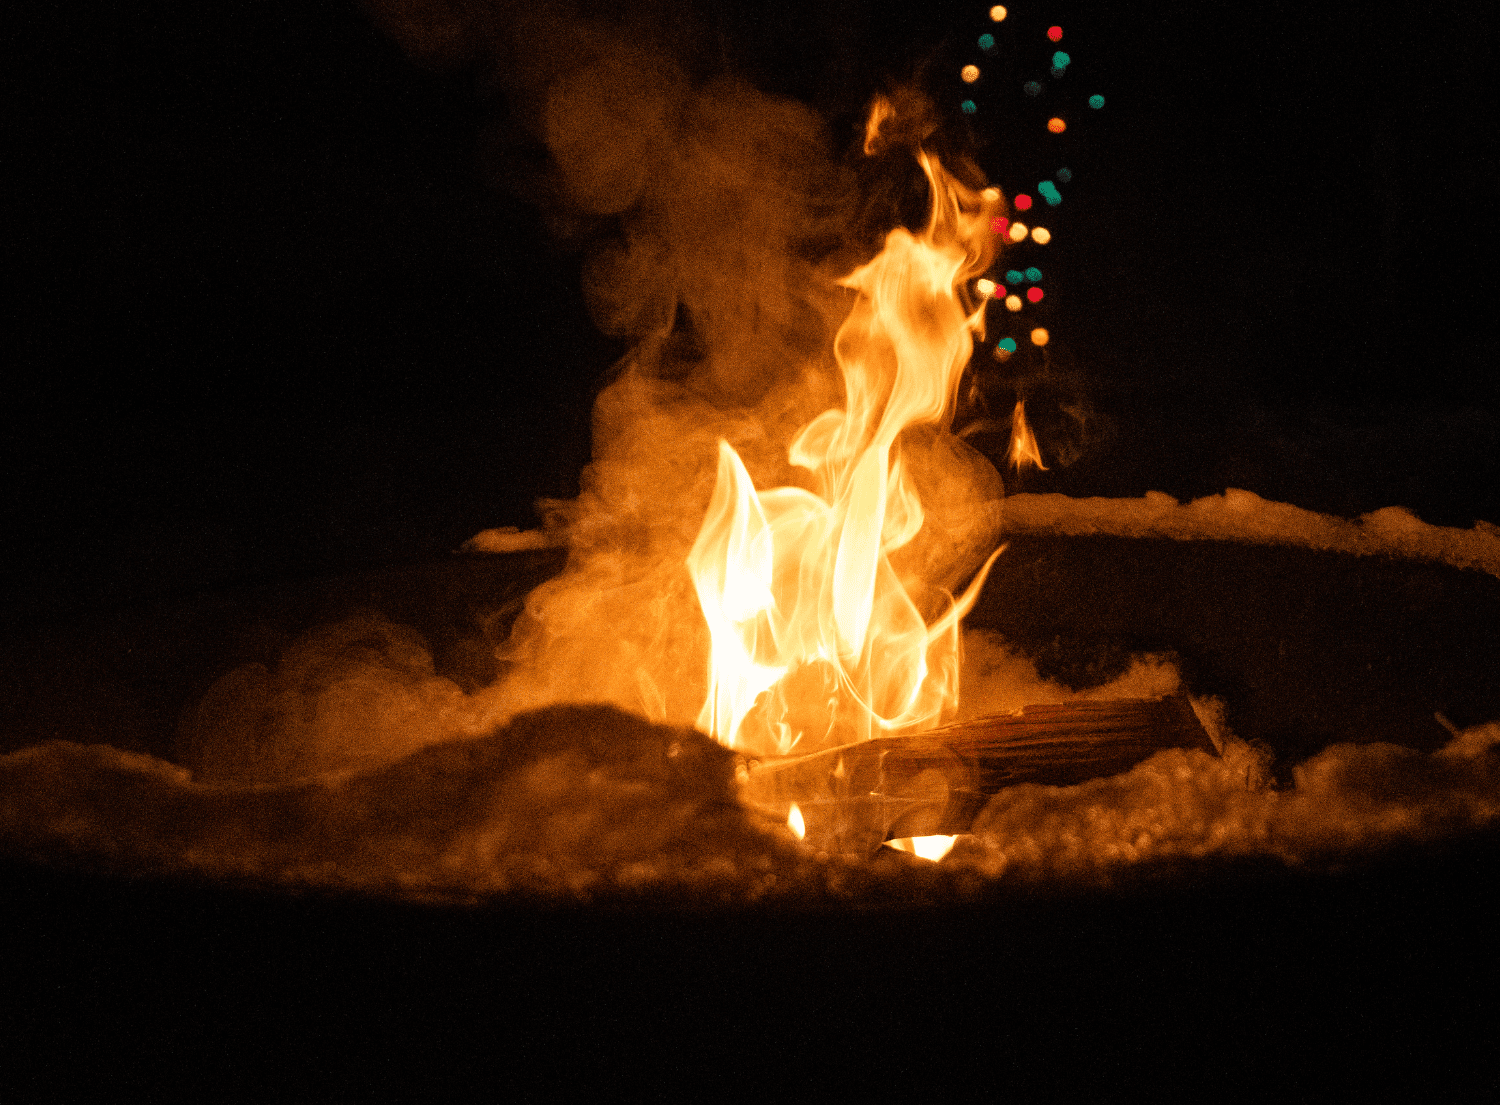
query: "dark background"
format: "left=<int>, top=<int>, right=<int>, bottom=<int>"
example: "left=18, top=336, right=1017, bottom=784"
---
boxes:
left=7, top=0, right=1497, bottom=619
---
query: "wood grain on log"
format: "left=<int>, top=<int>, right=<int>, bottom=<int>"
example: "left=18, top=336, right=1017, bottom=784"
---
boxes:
left=739, top=695, right=1214, bottom=852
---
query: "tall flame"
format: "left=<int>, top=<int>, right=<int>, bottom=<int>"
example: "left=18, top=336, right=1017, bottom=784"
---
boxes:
left=688, top=107, right=1004, bottom=756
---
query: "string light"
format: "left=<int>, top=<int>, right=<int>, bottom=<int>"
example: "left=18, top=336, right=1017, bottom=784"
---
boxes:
left=1024, top=266, right=1042, bottom=282
left=1047, top=26, right=1063, bottom=42
left=978, top=33, right=996, bottom=51
left=1031, top=226, right=1051, bottom=244
left=1030, top=327, right=1050, bottom=346
left=1047, top=117, right=1066, bottom=133
left=961, top=64, right=981, bottom=83
left=1089, top=94, right=1105, bottom=109
left=1026, top=287, right=1045, bottom=303
left=1005, top=269, right=1024, bottom=284
left=1005, top=295, right=1024, bottom=312
left=1038, top=180, right=1062, bottom=205
left=976, top=278, right=997, bottom=297
left=961, top=99, right=977, bottom=114
left=1014, top=193, right=1033, bottom=211
left=1052, top=51, right=1071, bottom=69
left=1008, top=222, right=1028, bottom=242
left=990, top=5, right=1007, bottom=21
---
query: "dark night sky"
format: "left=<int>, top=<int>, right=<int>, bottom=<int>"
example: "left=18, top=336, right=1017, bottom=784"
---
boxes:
left=6, top=0, right=1497, bottom=618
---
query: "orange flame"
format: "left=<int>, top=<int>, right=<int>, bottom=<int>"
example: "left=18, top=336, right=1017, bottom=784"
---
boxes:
left=688, top=109, right=1004, bottom=756
left=1007, top=399, right=1048, bottom=471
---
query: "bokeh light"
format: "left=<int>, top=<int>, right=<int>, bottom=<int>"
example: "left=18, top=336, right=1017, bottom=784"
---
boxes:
left=1047, top=26, right=1063, bottom=42
left=961, top=99, right=977, bottom=115
left=1052, top=51, right=1071, bottom=69
left=1089, top=94, right=1105, bottom=109
left=1038, top=180, right=1062, bottom=206
left=1031, top=327, right=1050, bottom=346
left=991, top=216, right=1010, bottom=235
left=998, top=337, right=1018, bottom=352
left=1024, top=266, right=1042, bottom=282
left=1008, top=222, right=1028, bottom=242
left=1014, top=193, right=1033, bottom=211
left=1023, top=81, right=1043, bottom=97
left=1005, top=269, right=1024, bottom=284
left=1050, top=66, right=1066, bottom=79
left=978, top=33, right=996, bottom=51
left=1047, top=117, right=1066, bottom=133
left=1031, top=226, right=1051, bottom=244
left=1026, top=287, right=1045, bottom=303
left=976, top=278, right=997, bottom=298
left=962, top=64, right=981, bottom=83
left=1055, top=167, right=1073, bottom=183
left=990, top=6, right=1008, bottom=21
left=1006, top=295, right=1024, bottom=312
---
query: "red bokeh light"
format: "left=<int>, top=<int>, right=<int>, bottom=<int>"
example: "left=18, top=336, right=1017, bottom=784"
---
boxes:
left=991, top=216, right=1010, bottom=235
left=1047, top=25, right=1063, bottom=42
left=1026, top=287, right=1044, bottom=303
left=1014, top=194, right=1033, bottom=211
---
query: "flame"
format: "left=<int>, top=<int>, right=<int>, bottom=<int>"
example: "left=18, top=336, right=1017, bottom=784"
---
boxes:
left=886, top=834, right=958, bottom=862
left=688, top=102, right=1004, bottom=756
left=1007, top=400, right=1048, bottom=471
left=787, top=802, right=806, bottom=840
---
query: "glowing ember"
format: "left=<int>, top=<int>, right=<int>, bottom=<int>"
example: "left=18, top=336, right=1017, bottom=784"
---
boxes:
left=687, top=98, right=1004, bottom=756
left=887, top=834, right=958, bottom=861
left=787, top=802, right=806, bottom=839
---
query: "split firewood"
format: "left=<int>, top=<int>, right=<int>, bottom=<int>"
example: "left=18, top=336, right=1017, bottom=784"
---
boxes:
left=738, top=694, right=1214, bottom=853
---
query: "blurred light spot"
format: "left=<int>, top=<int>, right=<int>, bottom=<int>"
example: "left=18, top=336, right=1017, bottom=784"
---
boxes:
left=1031, top=327, right=1050, bottom=346
left=1031, top=226, right=1051, bottom=244
left=962, top=64, right=981, bottom=83
left=1024, top=266, right=1042, bottom=282
left=1005, top=269, right=1024, bottom=284
left=1047, top=117, right=1066, bottom=133
left=1089, top=94, right=1105, bottom=109
left=998, top=337, right=1018, bottom=352
left=1027, top=286, right=1045, bottom=303
left=961, top=99, right=978, bottom=114
left=1008, top=222, right=1029, bottom=241
left=1052, top=51, right=1071, bottom=69
left=1050, top=66, right=1066, bottom=78
left=978, top=33, right=996, bottom=51
left=1014, top=193, right=1033, bottom=210
left=1055, top=167, right=1073, bottom=183
left=976, top=278, right=997, bottom=297
left=1047, top=25, right=1063, bottom=42
left=990, top=5, right=1008, bottom=21
left=982, top=186, right=1000, bottom=201
left=995, top=346, right=1013, bottom=361
left=1024, top=81, right=1043, bottom=97
left=1038, top=180, right=1062, bottom=205
left=991, top=216, right=1010, bottom=235
left=1006, top=295, right=1024, bottom=311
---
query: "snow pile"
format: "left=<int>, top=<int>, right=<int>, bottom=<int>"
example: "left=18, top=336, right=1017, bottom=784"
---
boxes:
left=1003, top=489, right=1500, bottom=579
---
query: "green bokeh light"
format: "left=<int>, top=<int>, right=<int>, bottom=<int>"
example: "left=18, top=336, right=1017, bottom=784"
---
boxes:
left=1089, top=94, right=1105, bottom=109
left=978, top=33, right=995, bottom=50
left=1005, top=270, right=1024, bottom=284
left=961, top=99, right=977, bottom=114
left=998, top=337, right=1018, bottom=352
left=1038, top=181, right=1062, bottom=206
left=1052, top=51, right=1071, bottom=68
left=1024, top=267, right=1042, bottom=282
left=1055, top=167, right=1072, bottom=183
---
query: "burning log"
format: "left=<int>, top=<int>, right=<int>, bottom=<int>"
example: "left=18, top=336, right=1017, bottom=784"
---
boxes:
left=740, top=694, right=1214, bottom=853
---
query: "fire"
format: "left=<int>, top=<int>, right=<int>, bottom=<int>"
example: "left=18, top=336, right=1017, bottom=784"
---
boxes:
left=787, top=802, right=806, bottom=840
left=1007, top=400, right=1048, bottom=471
left=687, top=99, right=1004, bottom=757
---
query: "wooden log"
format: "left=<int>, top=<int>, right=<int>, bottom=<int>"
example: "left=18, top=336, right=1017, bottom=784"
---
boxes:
left=738, top=694, right=1214, bottom=853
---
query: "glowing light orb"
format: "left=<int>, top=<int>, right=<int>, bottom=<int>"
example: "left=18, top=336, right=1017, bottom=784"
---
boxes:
left=1052, top=51, right=1071, bottom=69
left=961, top=99, right=978, bottom=115
left=1026, top=286, right=1044, bottom=303
left=1089, top=94, right=1105, bottom=109
left=982, top=187, right=1000, bottom=202
left=1008, top=222, right=1028, bottom=242
left=1005, top=269, right=1024, bottom=284
left=976, top=278, right=997, bottom=297
left=1023, top=81, right=1043, bottom=97
left=991, top=216, right=1010, bottom=235
left=1014, top=193, right=1033, bottom=210
left=998, top=337, right=1018, bottom=352
left=962, top=64, right=981, bottom=83
left=1031, top=226, right=1051, bottom=244
left=1024, top=266, right=1042, bottom=282
left=1055, top=167, right=1073, bottom=183
left=1038, top=180, right=1062, bottom=206
left=978, top=33, right=996, bottom=51
left=990, top=5, right=1008, bottom=21
left=1031, top=327, right=1050, bottom=346
left=1047, top=25, right=1063, bottom=42
left=1047, top=117, right=1066, bottom=133
left=1005, top=295, right=1024, bottom=312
